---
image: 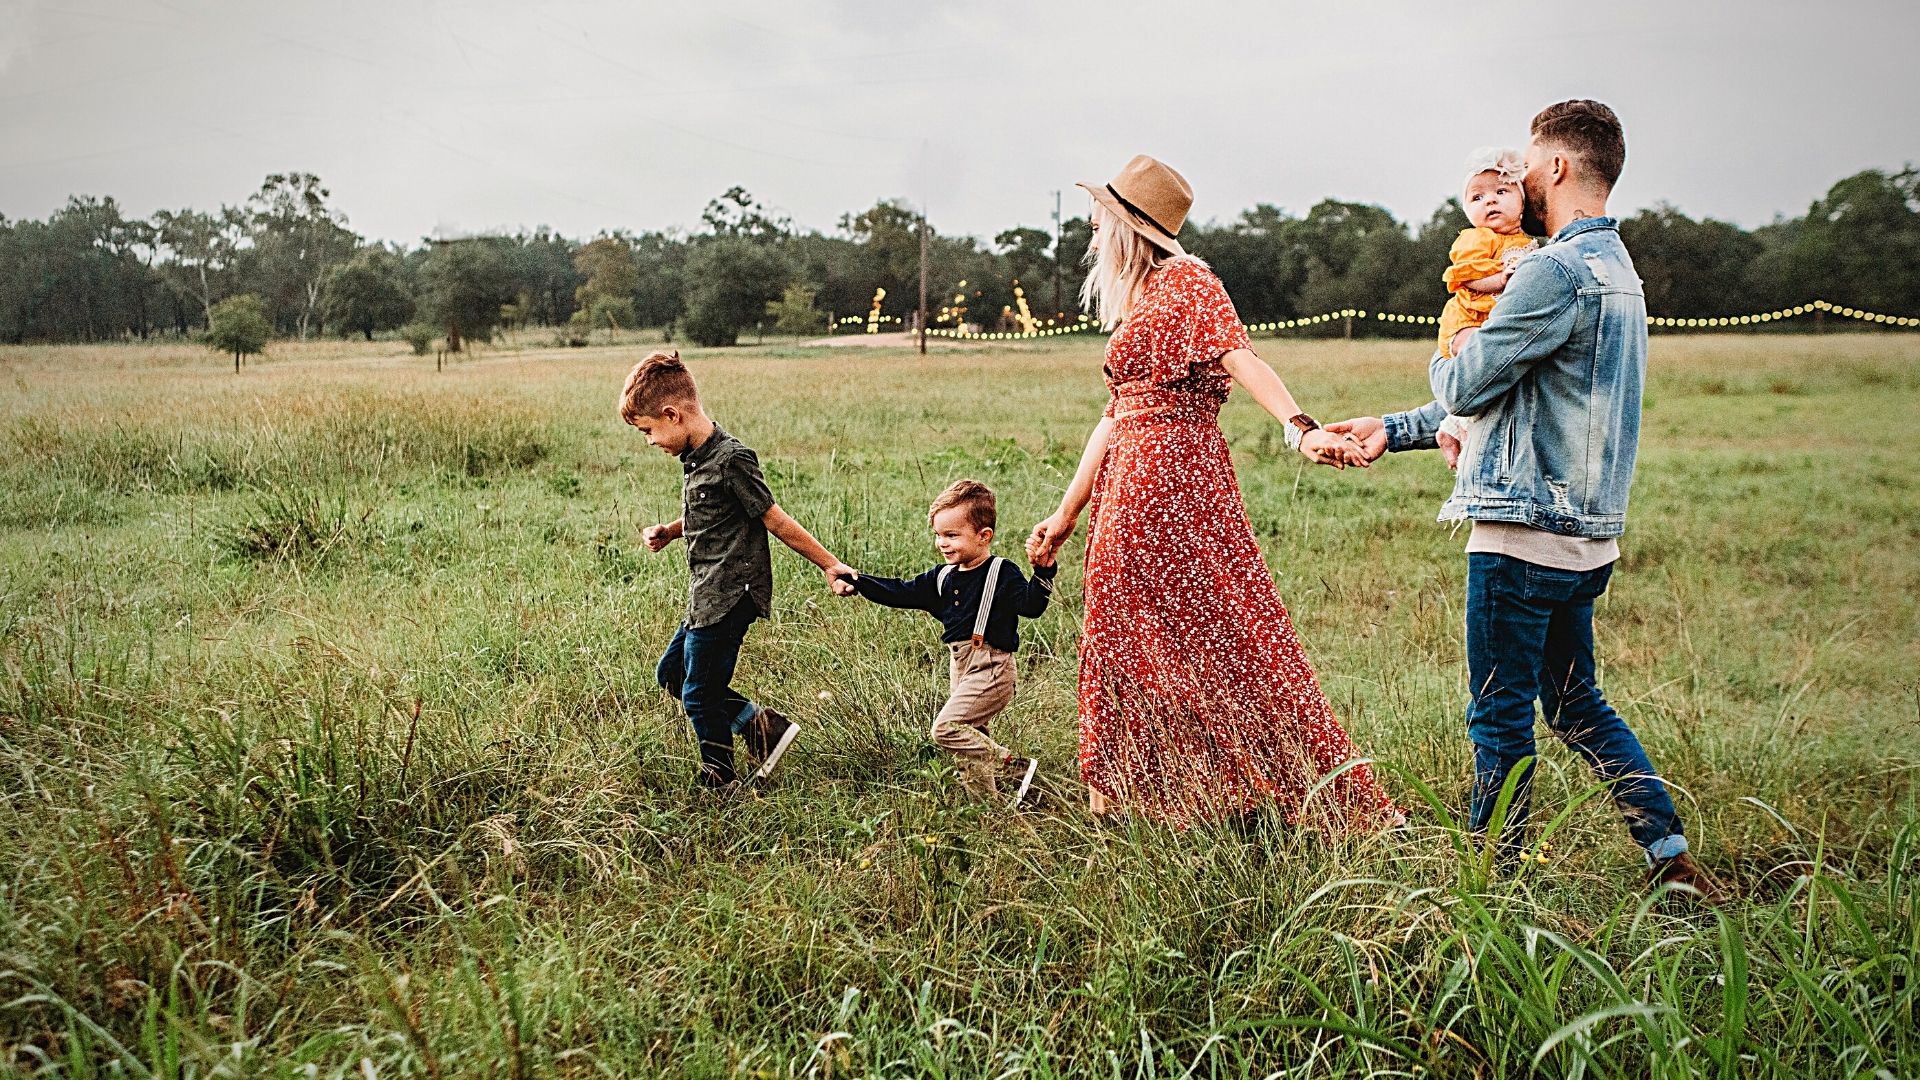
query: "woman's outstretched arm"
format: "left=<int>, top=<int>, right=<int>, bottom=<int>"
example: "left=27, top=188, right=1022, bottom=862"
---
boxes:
left=1220, top=348, right=1370, bottom=468
left=1026, top=415, right=1113, bottom=562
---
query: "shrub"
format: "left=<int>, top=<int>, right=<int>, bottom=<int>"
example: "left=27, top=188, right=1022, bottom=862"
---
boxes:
left=401, top=322, right=438, bottom=355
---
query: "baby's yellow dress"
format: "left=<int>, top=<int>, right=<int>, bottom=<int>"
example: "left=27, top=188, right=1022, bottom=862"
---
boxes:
left=1437, top=227, right=1536, bottom=356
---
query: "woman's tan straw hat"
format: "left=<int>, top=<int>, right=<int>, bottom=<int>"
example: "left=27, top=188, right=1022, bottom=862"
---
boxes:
left=1078, top=154, right=1191, bottom=257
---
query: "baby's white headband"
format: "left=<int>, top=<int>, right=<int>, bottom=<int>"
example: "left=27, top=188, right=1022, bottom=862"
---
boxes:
left=1463, top=147, right=1527, bottom=199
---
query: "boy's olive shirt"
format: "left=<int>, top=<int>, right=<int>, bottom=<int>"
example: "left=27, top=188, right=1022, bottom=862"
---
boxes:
left=678, top=425, right=776, bottom=628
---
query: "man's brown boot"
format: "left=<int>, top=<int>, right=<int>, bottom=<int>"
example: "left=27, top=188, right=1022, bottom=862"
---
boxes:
left=1646, top=852, right=1728, bottom=906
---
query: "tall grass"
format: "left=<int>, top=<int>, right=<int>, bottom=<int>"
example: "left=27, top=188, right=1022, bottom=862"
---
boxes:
left=0, top=334, right=1915, bottom=1077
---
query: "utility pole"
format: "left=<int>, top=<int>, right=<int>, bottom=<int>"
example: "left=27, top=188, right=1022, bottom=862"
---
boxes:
left=918, top=209, right=929, bottom=355
left=1051, top=189, right=1063, bottom=316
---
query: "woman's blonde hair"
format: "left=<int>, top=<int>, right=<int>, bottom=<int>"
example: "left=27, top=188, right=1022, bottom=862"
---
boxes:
left=1079, top=202, right=1174, bottom=330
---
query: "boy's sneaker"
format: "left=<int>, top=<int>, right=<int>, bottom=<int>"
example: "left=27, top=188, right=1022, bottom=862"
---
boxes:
left=745, top=708, right=800, bottom=781
left=1001, top=755, right=1039, bottom=809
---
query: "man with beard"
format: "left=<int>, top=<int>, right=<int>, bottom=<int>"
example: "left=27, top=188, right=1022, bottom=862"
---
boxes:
left=1328, top=100, right=1723, bottom=902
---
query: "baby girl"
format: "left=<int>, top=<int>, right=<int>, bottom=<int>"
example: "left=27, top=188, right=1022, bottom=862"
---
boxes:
left=1436, top=147, right=1535, bottom=468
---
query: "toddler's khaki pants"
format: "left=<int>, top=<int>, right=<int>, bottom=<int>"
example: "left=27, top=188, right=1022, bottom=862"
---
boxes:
left=932, top=641, right=1016, bottom=785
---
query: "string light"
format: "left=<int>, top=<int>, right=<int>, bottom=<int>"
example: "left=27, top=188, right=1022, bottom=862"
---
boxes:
left=892, top=296, right=1920, bottom=341
left=1645, top=299, right=1919, bottom=329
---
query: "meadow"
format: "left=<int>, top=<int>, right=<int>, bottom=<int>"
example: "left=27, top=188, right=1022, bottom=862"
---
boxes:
left=0, top=331, right=1915, bottom=1078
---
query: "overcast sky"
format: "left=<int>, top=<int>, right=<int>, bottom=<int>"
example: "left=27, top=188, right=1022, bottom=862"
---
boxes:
left=3, top=0, right=1915, bottom=244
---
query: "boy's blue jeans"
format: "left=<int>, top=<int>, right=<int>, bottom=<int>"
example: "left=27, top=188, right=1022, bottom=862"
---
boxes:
left=656, top=596, right=763, bottom=788
left=1465, top=553, right=1688, bottom=862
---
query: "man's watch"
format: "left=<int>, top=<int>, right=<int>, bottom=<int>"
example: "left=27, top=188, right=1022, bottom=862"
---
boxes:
left=1284, top=413, right=1320, bottom=450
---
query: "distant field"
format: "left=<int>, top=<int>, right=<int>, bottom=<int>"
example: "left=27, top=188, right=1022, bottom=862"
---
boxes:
left=1, top=332, right=1916, bottom=1077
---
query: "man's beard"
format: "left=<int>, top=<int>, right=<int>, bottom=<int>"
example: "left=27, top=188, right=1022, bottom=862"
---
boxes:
left=1520, top=177, right=1550, bottom=237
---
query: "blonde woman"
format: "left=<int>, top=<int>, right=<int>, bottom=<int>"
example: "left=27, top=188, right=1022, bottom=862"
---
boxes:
left=1026, top=155, right=1398, bottom=828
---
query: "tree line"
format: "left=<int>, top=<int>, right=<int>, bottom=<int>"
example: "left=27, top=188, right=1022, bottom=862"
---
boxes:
left=2, top=166, right=1915, bottom=350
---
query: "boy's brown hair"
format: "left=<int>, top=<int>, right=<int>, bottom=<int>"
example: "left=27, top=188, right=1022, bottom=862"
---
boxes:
left=1530, top=99, right=1626, bottom=190
left=929, top=479, right=996, bottom=533
left=618, top=350, right=700, bottom=423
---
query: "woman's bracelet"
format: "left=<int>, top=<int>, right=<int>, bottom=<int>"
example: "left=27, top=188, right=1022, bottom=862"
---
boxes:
left=1284, top=413, right=1319, bottom=452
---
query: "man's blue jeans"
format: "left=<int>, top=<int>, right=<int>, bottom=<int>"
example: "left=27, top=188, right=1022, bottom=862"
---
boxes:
left=1466, top=553, right=1687, bottom=862
left=656, top=597, right=762, bottom=788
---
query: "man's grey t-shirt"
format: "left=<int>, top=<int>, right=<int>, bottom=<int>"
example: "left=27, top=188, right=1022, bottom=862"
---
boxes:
left=679, top=425, right=775, bottom=627
left=1466, top=521, right=1618, bottom=572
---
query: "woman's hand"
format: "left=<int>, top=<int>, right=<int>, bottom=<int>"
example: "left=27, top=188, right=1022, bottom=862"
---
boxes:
left=1026, top=511, right=1078, bottom=565
left=1300, top=429, right=1370, bottom=469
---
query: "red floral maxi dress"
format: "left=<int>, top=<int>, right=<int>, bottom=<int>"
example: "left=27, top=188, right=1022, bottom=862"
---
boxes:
left=1078, top=256, right=1398, bottom=827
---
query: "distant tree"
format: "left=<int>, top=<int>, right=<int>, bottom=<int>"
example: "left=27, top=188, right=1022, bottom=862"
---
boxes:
left=1380, top=200, right=1468, bottom=336
left=702, top=186, right=791, bottom=242
left=206, top=294, right=271, bottom=371
left=153, top=206, right=246, bottom=330
left=421, top=239, right=516, bottom=351
left=1187, top=204, right=1305, bottom=323
left=765, top=283, right=825, bottom=335
left=574, top=236, right=639, bottom=334
left=246, top=173, right=358, bottom=338
left=1055, top=217, right=1093, bottom=307
left=0, top=196, right=159, bottom=342
left=682, top=236, right=790, bottom=347
left=631, top=230, right=688, bottom=329
left=840, top=199, right=923, bottom=295
left=325, top=247, right=414, bottom=339
left=785, top=230, right=870, bottom=325
left=503, top=229, right=580, bottom=326
left=1782, top=167, right=1920, bottom=314
left=995, top=227, right=1053, bottom=281
left=1622, top=204, right=1763, bottom=318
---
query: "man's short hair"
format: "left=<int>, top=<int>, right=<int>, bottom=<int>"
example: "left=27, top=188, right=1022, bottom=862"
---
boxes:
left=1531, top=99, right=1626, bottom=190
left=929, top=478, right=996, bottom=532
left=619, top=350, right=699, bottom=423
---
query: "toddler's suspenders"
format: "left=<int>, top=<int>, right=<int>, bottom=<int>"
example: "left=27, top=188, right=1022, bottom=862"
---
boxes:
left=938, top=557, right=1005, bottom=647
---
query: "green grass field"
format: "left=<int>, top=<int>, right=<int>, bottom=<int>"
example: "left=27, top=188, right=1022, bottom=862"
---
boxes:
left=1, top=331, right=1916, bottom=1078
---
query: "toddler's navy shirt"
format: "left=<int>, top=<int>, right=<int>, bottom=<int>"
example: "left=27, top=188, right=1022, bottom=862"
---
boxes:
left=852, top=558, right=1056, bottom=653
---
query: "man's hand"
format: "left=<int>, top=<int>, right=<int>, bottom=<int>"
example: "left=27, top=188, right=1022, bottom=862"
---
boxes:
left=824, top=563, right=859, bottom=597
left=641, top=521, right=682, bottom=552
left=1437, top=430, right=1463, bottom=470
left=1026, top=511, right=1076, bottom=565
left=1323, top=417, right=1387, bottom=463
left=1299, top=428, right=1368, bottom=469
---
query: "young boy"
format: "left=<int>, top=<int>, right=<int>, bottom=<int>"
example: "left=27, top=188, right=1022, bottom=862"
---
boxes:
left=620, top=349, right=857, bottom=792
left=841, top=479, right=1055, bottom=807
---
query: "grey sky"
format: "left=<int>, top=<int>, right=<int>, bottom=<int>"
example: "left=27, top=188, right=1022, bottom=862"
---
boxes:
left=2, top=0, right=1914, bottom=244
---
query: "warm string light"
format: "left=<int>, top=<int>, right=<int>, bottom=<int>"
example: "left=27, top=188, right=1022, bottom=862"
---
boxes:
left=1646, top=300, right=1920, bottom=328
left=878, top=297, right=1920, bottom=340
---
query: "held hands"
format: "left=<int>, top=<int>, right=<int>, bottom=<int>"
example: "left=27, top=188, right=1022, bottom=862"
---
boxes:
left=1299, top=428, right=1371, bottom=470
left=1322, top=417, right=1388, bottom=464
left=824, top=563, right=859, bottom=597
left=641, top=521, right=682, bottom=552
left=1025, top=511, right=1076, bottom=566
left=1028, top=539, right=1058, bottom=569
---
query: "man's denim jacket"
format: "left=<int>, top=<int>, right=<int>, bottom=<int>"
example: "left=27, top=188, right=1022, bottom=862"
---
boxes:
left=1385, top=216, right=1645, bottom=539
